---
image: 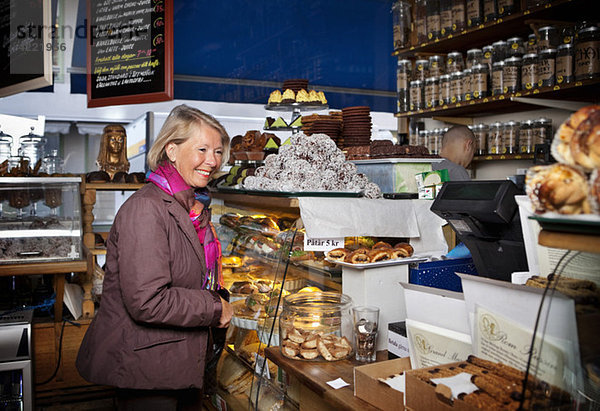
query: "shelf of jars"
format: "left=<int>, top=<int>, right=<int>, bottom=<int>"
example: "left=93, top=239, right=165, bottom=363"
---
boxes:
left=392, top=0, right=586, bottom=58
left=472, top=153, right=535, bottom=161
left=395, top=77, right=600, bottom=118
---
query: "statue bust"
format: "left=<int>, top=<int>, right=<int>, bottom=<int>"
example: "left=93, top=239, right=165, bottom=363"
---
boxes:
left=97, top=124, right=130, bottom=179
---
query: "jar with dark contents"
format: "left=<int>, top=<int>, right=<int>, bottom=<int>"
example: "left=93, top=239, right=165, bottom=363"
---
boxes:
left=397, top=59, right=412, bottom=112
left=392, top=1, right=412, bottom=50
left=463, top=68, right=473, bottom=101
left=466, top=0, right=483, bottom=27
left=521, top=53, right=538, bottom=90
left=519, top=120, right=534, bottom=153
left=538, top=26, right=559, bottom=50
left=527, top=34, right=538, bottom=54
left=488, top=122, right=503, bottom=154
left=556, top=44, right=574, bottom=84
left=466, top=48, right=483, bottom=69
left=451, top=0, right=466, bottom=33
left=497, top=0, right=517, bottom=17
left=561, top=25, right=575, bottom=45
left=482, top=45, right=494, bottom=71
left=440, top=0, right=453, bottom=37
left=503, top=121, right=519, bottom=154
left=483, top=0, right=497, bottom=23
left=429, top=55, right=445, bottom=76
left=425, top=76, right=440, bottom=108
left=575, top=26, right=600, bottom=80
left=418, top=129, right=429, bottom=147
left=472, top=123, right=489, bottom=155
left=533, top=117, right=552, bottom=145
left=426, top=0, right=442, bottom=41
left=507, top=37, right=525, bottom=57
left=538, top=48, right=556, bottom=87
left=429, top=129, right=441, bottom=154
left=415, top=0, right=428, bottom=44
left=414, top=59, right=430, bottom=81
left=439, top=74, right=452, bottom=104
left=492, top=40, right=508, bottom=63
left=492, top=61, right=504, bottom=95
left=450, top=71, right=464, bottom=103
left=502, top=56, right=522, bottom=93
left=410, top=80, right=425, bottom=111
left=471, top=64, right=489, bottom=98
left=446, top=51, right=465, bottom=74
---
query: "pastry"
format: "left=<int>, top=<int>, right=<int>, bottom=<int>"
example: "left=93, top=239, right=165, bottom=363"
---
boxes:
left=372, top=241, right=392, bottom=249
left=344, top=250, right=370, bottom=264
left=281, top=89, right=296, bottom=103
left=296, top=89, right=310, bottom=103
left=526, top=164, right=591, bottom=214
left=393, top=242, right=414, bottom=257
left=570, top=108, right=600, bottom=171
left=367, top=248, right=391, bottom=262
left=308, top=90, right=320, bottom=103
left=86, top=170, right=110, bottom=183
left=326, top=248, right=349, bottom=262
left=268, top=90, right=282, bottom=105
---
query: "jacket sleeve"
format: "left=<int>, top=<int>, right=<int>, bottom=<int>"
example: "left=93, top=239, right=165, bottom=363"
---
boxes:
left=109, top=195, right=222, bottom=328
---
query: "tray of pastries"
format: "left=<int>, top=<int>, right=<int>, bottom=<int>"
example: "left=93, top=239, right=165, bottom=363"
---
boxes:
left=325, top=241, right=427, bottom=269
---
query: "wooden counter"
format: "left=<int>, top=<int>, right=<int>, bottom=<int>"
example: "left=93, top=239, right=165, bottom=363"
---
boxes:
left=265, top=346, right=386, bottom=411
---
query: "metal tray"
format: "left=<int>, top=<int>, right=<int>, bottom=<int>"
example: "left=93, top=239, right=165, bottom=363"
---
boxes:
left=325, top=256, right=428, bottom=269
left=216, top=186, right=363, bottom=198
left=529, top=214, right=600, bottom=235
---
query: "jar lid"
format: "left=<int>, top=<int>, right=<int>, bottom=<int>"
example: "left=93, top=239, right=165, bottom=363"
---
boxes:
left=523, top=53, right=538, bottom=59
left=429, top=55, right=443, bottom=61
left=398, top=59, right=412, bottom=65
left=523, top=119, right=534, bottom=126
left=440, top=74, right=451, bottom=80
left=415, top=59, right=429, bottom=65
left=472, top=63, right=488, bottom=70
left=451, top=71, right=464, bottom=77
left=463, top=68, right=472, bottom=73
left=540, top=48, right=557, bottom=56
left=536, top=117, right=551, bottom=124
left=557, top=43, right=573, bottom=50
left=474, top=123, right=488, bottom=130
left=507, top=37, right=523, bottom=42
left=528, top=33, right=537, bottom=40
left=19, top=127, right=45, bottom=142
left=492, top=40, right=508, bottom=46
left=425, top=76, right=439, bottom=82
left=483, top=45, right=494, bottom=52
left=448, top=51, right=463, bottom=58
left=539, top=26, right=556, bottom=32
left=505, top=56, right=523, bottom=63
left=492, top=61, right=505, bottom=67
left=491, top=121, right=503, bottom=127
left=419, top=130, right=428, bottom=135
left=411, top=80, right=423, bottom=85
left=504, top=121, right=520, bottom=126
left=579, top=26, right=600, bottom=34
left=467, top=48, right=482, bottom=54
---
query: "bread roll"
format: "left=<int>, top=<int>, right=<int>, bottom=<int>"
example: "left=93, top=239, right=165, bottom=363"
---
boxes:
left=553, top=105, right=600, bottom=170
left=326, top=248, right=349, bottom=262
left=367, top=248, right=391, bottom=262
left=526, top=164, right=591, bottom=214
left=393, top=242, right=414, bottom=258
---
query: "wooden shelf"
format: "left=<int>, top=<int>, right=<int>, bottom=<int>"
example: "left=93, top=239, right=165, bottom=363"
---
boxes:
left=538, top=230, right=600, bottom=254
left=395, top=78, right=600, bottom=118
left=212, top=192, right=300, bottom=215
left=82, top=182, right=145, bottom=190
left=0, top=259, right=87, bottom=276
left=393, top=0, right=587, bottom=58
left=472, top=154, right=534, bottom=162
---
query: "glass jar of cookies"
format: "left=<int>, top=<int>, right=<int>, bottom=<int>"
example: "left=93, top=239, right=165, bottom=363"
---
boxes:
left=280, top=292, right=353, bottom=361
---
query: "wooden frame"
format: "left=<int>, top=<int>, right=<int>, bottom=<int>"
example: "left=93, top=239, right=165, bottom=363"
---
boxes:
left=0, top=0, right=53, bottom=98
left=86, top=0, right=173, bottom=108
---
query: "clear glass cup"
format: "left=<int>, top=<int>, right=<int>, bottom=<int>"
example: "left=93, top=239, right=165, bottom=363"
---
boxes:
left=353, top=305, right=379, bottom=362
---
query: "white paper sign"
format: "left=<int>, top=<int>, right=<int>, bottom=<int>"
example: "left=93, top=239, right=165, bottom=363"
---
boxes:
left=474, top=306, right=566, bottom=389
left=303, top=235, right=344, bottom=252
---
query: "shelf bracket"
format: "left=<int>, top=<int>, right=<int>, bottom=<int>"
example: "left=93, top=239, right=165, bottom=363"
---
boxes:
left=510, top=97, right=588, bottom=112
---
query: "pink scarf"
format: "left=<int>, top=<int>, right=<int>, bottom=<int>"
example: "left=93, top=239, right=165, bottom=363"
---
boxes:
left=147, top=162, right=223, bottom=290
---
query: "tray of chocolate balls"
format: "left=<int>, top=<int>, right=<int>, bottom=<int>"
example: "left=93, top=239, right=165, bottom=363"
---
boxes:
left=325, top=241, right=427, bottom=269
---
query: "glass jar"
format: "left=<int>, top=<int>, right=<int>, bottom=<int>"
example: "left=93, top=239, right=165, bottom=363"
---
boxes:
left=279, top=292, right=353, bottom=361
left=466, top=0, right=483, bottom=27
left=471, top=63, right=489, bottom=98
left=492, top=40, right=508, bottom=63
left=450, top=71, right=464, bottom=103
left=446, top=51, right=465, bottom=74
left=410, top=80, right=425, bottom=111
left=507, top=37, right=525, bottom=57
left=397, top=59, right=412, bottom=112
left=415, top=0, right=428, bottom=44
left=415, top=59, right=430, bottom=81
left=538, top=26, right=559, bottom=50
left=466, top=48, right=483, bottom=69
left=483, top=0, right=497, bottom=23
left=556, top=44, right=574, bottom=84
left=503, top=121, right=519, bottom=154
left=426, top=0, right=442, bottom=41
left=575, top=26, right=600, bottom=81
left=418, top=129, right=429, bottom=147
left=503, top=56, right=522, bottom=93
left=429, top=129, right=441, bottom=154
left=0, top=129, right=13, bottom=164
left=451, top=0, right=466, bottom=33
left=533, top=117, right=552, bottom=145
left=521, top=53, right=539, bottom=90
left=482, top=45, right=494, bottom=71
left=538, top=48, right=556, bottom=87
left=18, top=128, right=46, bottom=169
left=440, top=74, right=452, bottom=104
left=488, top=122, right=503, bottom=154
left=527, top=34, right=538, bottom=54
left=561, top=25, right=575, bottom=45
left=519, top=120, right=534, bottom=153
left=472, top=123, right=489, bottom=155
left=497, top=0, right=517, bottom=17
left=462, top=68, right=473, bottom=100
left=42, top=149, right=64, bottom=175
left=440, top=0, right=453, bottom=37
left=429, top=55, right=446, bottom=76
left=425, top=76, right=440, bottom=108
left=392, top=1, right=412, bottom=50
left=492, top=61, right=504, bottom=95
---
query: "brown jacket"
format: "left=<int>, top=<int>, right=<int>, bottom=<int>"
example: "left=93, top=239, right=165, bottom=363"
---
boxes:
left=76, top=183, right=222, bottom=390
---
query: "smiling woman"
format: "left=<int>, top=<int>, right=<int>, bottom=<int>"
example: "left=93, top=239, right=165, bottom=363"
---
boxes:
left=76, top=105, right=233, bottom=410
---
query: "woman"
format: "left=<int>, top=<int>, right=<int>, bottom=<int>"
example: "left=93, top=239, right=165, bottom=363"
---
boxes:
left=77, top=105, right=233, bottom=410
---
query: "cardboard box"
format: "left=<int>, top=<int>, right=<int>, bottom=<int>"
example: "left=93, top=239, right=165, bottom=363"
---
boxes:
left=415, top=169, right=449, bottom=190
left=388, top=322, right=410, bottom=359
left=404, top=362, right=478, bottom=411
left=354, top=357, right=412, bottom=411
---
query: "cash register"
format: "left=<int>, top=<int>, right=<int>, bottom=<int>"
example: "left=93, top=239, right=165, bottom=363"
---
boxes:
left=430, top=180, right=528, bottom=281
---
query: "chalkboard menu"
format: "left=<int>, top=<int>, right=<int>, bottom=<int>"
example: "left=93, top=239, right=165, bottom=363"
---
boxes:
left=0, top=0, right=53, bottom=98
left=87, top=0, right=173, bottom=108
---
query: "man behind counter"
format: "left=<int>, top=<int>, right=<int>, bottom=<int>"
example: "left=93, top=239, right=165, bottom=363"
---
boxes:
left=432, top=125, right=476, bottom=181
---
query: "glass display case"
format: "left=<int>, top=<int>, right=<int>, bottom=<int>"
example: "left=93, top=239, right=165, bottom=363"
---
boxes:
left=0, top=177, right=82, bottom=264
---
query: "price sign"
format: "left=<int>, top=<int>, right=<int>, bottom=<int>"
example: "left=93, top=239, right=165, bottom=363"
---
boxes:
left=303, top=236, right=344, bottom=252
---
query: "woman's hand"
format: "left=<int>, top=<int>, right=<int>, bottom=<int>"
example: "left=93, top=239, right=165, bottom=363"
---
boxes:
left=217, top=297, right=233, bottom=328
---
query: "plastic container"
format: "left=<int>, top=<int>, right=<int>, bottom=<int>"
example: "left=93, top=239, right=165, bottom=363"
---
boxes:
left=450, top=71, right=464, bottom=103
left=439, top=74, right=452, bottom=104
left=446, top=51, right=465, bottom=74
left=397, top=59, right=412, bottom=112
left=521, top=53, right=539, bottom=90
left=497, top=0, right=517, bottom=17
left=410, top=80, right=424, bottom=111
left=0, top=129, right=13, bottom=164
left=279, top=292, right=353, bottom=361
left=538, top=26, right=559, bottom=50
left=533, top=117, right=552, bottom=145
left=425, top=76, right=440, bottom=108
left=538, top=48, right=556, bottom=87
left=415, top=0, right=428, bottom=44
left=502, top=56, right=522, bottom=93
left=466, top=0, right=483, bottom=27
left=440, top=0, right=453, bottom=37
left=426, top=0, right=442, bottom=41
left=492, top=40, right=508, bottom=63
left=527, top=33, right=538, bottom=54
left=409, top=257, right=478, bottom=292
left=488, top=122, right=503, bottom=154
left=471, top=63, right=489, bottom=98
left=429, top=55, right=445, bottom=77
left=451, top=0, right=466, bottom=33
left=482, top=0, right=497, bottom=23
left=462, top=68, right=473, bottom=101
left=506, top=36, right=525, bottom=57
left=466, top=48, right=483, bottom=69
left=491, top=61, right=504, bottom=95
left=519, top=120, right=534, bottom=154
left=392, top=1, right=412, bottom=50
left=472, top=123, right=488, bottom=155
left=503, top=121, right=520, bottom=154
left=556, top=44, right=574, bottom=85
left=575, top=26, right=600, bottom=80
left=414, top=59, right=430, bottom=81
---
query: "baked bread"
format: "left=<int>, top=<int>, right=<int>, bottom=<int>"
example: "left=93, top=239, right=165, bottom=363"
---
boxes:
left=394, top=242, right=414, bottom=258
left=326, top=248, right=349, bottom=262
left=344, top=250, right=370, bottom=264
left=367, top=248, right=392, bottom=262
left=86, top=170, right=110, bottom=183
left=268, top=90, right=282, bottom=105
left=526, top=164, right=591, bottom=214
left=554, top=105, right=600, bottom=170
left=372, top=241, right=392, bottom=249
left=591, top=169, right=600, bottom=213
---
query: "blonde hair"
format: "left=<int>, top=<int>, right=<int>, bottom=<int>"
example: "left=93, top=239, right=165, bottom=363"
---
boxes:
left=147, top=105, right=230, bottom=171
